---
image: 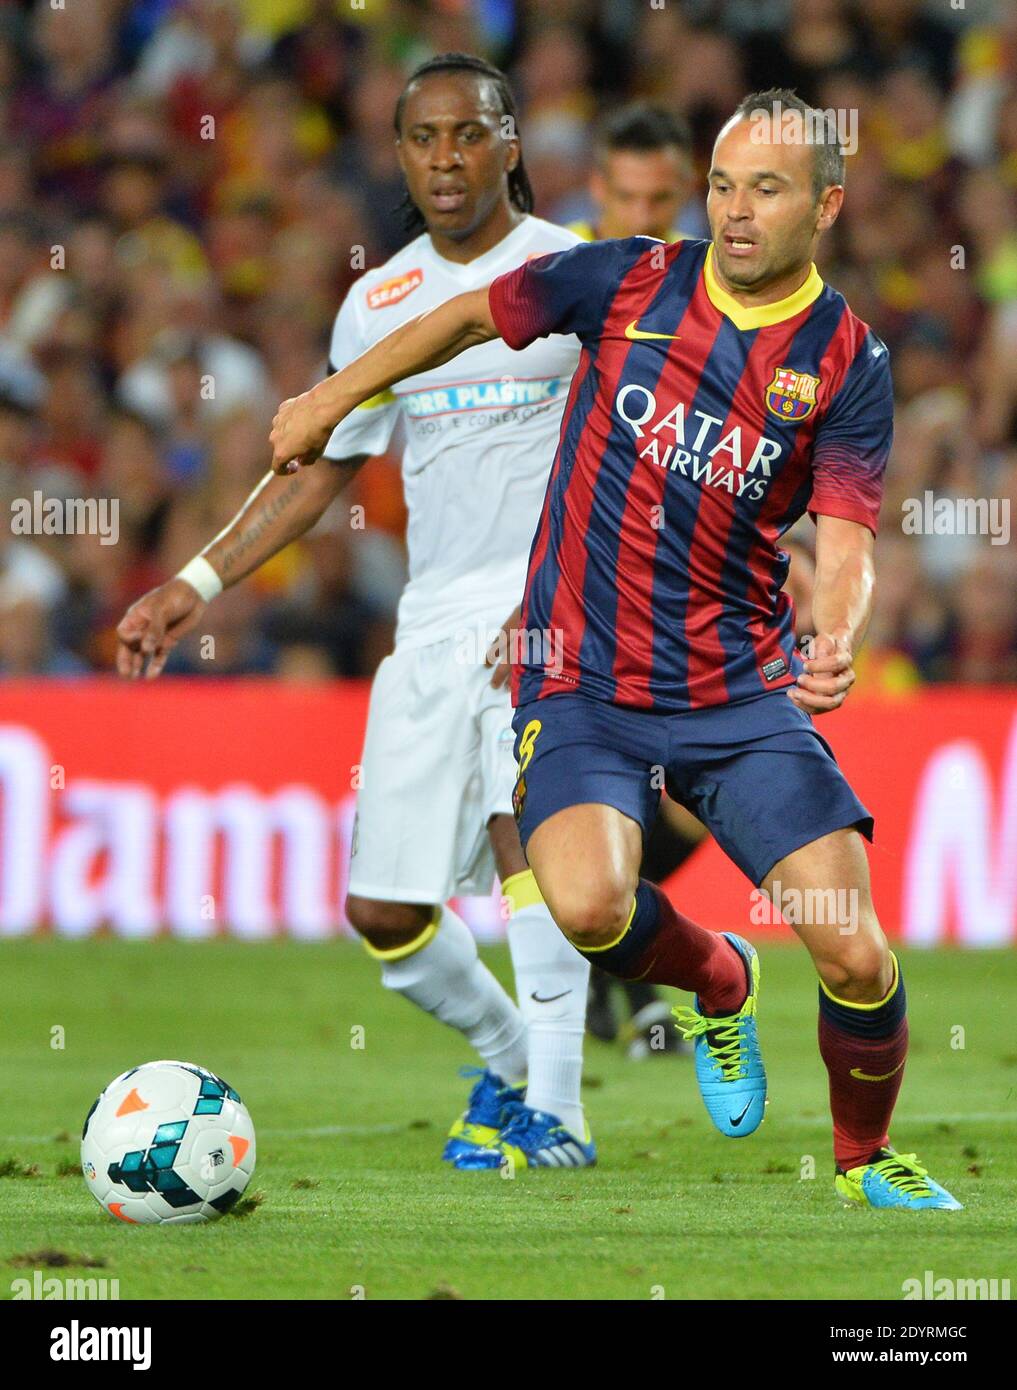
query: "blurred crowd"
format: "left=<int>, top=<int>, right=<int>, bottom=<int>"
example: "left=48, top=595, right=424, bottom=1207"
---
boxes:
left=0, top=0, right=1015, bottom=686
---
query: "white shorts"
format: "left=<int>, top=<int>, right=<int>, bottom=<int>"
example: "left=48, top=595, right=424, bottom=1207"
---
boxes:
left=347, top=637, right=518, bottom=904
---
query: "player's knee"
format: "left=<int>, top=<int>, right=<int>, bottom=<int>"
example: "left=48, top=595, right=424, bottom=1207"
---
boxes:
left=345, top=894, right=434, bottom=948
left=819, top=927, right=891, bottom=1001
left=550, top=877, right=634, bottom=949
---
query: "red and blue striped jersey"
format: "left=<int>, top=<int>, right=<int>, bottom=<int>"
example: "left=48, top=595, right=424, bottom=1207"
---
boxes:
left=487, top=236, right=893, bottom=713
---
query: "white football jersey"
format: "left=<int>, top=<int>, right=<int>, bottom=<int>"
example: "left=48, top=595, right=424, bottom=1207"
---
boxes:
left=323, top=215, right=582, bottom=649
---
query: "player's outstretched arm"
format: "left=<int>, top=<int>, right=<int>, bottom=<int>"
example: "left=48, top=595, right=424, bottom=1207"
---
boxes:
left=790, top=514, right=874, bottom=715
left=270, top=288, right=498, bottom=474
left=115, top=455, right=366, bottom=680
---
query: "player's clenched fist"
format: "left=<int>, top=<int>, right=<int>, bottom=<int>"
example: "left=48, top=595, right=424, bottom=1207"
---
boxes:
left=115, top=578, right=207, bottom=680
left=789, top=631, right=856, bottom=715
left=270, top=390, right=334, bottom=475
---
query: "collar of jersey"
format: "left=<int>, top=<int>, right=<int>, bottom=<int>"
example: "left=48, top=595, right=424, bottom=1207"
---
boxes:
left=425, top=215, right=534, bottom=280
left=703, top=244, right=823, bottom=330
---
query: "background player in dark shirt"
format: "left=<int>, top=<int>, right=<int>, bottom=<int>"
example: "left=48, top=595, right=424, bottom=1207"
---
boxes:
left=569, top=103, right=695, bottom=247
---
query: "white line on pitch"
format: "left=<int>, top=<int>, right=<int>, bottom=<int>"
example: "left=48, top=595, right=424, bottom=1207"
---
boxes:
left=4, top=1112, right=1014, bottom=1148
left=261, top=1123, right=410, bottom=1138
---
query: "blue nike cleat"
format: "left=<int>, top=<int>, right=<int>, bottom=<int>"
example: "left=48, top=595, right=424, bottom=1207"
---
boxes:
left=672, top=932, right=767, bottom=1138
left=836, top=1149, right=963, bottom=1210
left=442, top=1067, right=526, bottom=1164
left=453, top=1105, right=596, bottom=1170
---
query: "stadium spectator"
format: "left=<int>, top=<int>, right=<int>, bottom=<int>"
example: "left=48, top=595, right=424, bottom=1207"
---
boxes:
left=0, top=0, right=1013, bottom=689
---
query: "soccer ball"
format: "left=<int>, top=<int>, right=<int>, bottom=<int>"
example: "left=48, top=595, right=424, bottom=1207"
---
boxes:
left=81, top=1060, right=256, bottom=1224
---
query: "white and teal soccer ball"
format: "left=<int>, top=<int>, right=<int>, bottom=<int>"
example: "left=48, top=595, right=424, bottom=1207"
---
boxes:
left=81, top=1060, right=256, bottom=1225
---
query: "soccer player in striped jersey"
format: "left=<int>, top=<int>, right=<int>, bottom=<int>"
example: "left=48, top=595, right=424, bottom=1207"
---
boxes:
left=270, top=89, right=960, bottom=1208
left=572, top=105, right=819, bottom=1054
left=566, top=101, right=819, bottom=1059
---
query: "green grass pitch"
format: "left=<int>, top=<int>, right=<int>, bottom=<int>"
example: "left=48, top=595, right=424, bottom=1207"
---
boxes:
left=1, top=938, right=1014, bottom=1300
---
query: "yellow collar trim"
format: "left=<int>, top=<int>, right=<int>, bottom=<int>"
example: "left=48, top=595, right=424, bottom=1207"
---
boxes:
left=568, top=222, right=684, bottom=245
left=703, top=244, right=824, bottom=330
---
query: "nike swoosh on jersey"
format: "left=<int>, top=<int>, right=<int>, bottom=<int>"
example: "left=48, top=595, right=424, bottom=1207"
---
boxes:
left=624, top=320, right=680, bottom=341
left=849, top=1060, right=905, bottom=1083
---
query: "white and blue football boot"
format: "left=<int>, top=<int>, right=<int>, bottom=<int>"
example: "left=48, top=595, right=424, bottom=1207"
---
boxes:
left=453, top=1104, right=596, bottom=1170
left=672, top=933, right=767, bottom=1138
left=442, top=1067, right=525, bottom=1164
left=835, top=1149, right=962, bottom=1210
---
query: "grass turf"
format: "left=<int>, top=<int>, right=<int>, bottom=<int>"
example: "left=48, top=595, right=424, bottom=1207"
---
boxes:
left=0, top=938, right=1014, bottom=1301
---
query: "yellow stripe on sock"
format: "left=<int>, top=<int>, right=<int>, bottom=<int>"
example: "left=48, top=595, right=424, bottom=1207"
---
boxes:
left=819, top=952, right=899, bottom=1010
left=501, top=869, right=545, bottom=915
left=578, top=895, right=638, bottom=954
left=361, top=911, right=439, bottom=962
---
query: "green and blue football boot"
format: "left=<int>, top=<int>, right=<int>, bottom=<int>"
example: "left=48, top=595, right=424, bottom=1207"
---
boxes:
left=835, top=1149, right=962, bottom=1210
left=673, top=932, right=767, bottom=1138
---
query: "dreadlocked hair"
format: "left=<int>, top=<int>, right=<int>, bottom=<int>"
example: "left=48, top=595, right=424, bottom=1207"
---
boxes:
left=393, top=52, right=534, bottom=236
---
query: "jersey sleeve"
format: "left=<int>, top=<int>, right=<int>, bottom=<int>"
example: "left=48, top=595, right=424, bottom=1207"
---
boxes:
left=808, top=333, right=893, bottom=535
left=320, top=285, right=399, bottom=461
left=488, top=239, right=643, bottom=351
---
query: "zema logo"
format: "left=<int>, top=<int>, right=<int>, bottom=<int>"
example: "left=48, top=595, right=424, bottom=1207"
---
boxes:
left=367, top=269, right=423, bottom=310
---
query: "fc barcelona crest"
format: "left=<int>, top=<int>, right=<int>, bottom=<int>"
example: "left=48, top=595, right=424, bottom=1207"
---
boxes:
left=764, top=367, right=820, bottom=422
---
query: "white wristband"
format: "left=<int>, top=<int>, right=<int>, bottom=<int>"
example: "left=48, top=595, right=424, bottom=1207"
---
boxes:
left=176, top=556, right=223, bottom=603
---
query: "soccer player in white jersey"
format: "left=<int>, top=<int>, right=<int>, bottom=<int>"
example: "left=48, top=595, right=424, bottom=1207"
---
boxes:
left=115, top=53, right=595, bottom=1170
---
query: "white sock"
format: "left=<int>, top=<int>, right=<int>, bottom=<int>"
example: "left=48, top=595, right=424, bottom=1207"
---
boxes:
left=376, top=905, right=527, bottom=1085
left=505, top=875, right=589, bottom=1137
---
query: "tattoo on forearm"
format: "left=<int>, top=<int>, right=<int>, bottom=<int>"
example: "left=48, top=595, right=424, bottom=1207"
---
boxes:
left=220, top=477, right=304, bottom=576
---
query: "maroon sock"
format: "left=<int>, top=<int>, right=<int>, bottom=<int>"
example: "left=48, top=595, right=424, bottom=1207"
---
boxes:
left=585, top=880, right=747, bottom=1016
left=818, top=974, right=909, bottom=1170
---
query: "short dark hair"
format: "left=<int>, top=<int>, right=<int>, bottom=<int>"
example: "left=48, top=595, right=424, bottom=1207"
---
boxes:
left=595, top=103, right=692, bottom=162
left=731, top=88, right=845, bottom=197
left=393, top=52, right=534, bottom=237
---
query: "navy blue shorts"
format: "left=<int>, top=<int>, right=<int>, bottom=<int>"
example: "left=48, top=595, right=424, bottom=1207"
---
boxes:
left=511, top=691, right=873, bottom=887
